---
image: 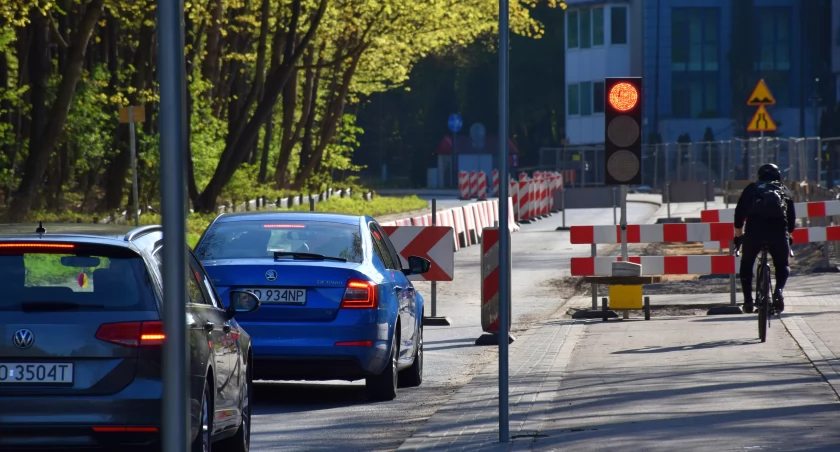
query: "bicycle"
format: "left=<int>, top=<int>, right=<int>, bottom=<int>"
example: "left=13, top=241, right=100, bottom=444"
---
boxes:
left=735, top=237, right=794, bottom=343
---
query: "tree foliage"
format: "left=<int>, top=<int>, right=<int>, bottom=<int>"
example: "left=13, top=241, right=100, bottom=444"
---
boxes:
left=0, top=0, right=563, bottom=219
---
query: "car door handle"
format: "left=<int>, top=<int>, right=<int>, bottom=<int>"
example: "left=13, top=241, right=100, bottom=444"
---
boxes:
left=204, top=322, right=215, bottom=332
left=222, top=323, right=232, bottom=333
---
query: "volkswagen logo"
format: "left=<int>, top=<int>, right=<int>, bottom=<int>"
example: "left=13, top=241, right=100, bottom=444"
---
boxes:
left=265, top=270, right=278, bottom=282
left=13, top=329, right=34, bottom=350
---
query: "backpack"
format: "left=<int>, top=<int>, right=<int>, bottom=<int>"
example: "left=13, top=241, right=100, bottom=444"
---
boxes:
left=749, top=181, right=788, bottom=219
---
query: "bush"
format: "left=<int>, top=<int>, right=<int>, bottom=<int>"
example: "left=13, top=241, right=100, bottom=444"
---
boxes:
left=21, top=195, right=428, bottom=248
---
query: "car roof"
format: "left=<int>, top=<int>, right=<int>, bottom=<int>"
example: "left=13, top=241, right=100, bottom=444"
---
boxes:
left=0, top=223, right=159, bottom=246
left=213, top=211, right=368, bottom=226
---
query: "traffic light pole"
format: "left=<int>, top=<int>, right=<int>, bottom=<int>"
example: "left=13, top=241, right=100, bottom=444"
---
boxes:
left=620, top=184, right=628, bottom=261
left=497, top=0, right=511, bottom=443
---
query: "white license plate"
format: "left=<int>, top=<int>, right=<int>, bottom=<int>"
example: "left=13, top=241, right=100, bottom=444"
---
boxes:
left=0, top=363, right=73, bottom=384
left=244, top=288, right=307, bottom=305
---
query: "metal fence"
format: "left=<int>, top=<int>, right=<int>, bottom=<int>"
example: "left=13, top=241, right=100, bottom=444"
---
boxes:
left=538, top=136, right=839, bottom=190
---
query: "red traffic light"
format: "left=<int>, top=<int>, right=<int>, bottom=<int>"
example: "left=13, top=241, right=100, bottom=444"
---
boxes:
left=608, top=82, right=639, bottom=112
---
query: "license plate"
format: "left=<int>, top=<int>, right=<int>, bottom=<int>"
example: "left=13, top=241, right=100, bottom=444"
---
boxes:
left=0, top=363, right=73, bottom=384
left=244, top=288, right=307, bottom=304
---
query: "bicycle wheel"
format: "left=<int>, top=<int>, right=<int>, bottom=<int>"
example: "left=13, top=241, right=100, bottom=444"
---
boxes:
left=757, top=266, right=768, bottom=342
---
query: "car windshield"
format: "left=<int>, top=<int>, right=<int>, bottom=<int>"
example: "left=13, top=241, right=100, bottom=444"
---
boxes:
left=0, top=243, right=157, bottom=311
left=195, top=220, right=364, bottom=263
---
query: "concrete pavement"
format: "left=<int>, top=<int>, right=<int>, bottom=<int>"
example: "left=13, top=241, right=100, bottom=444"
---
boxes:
left=396, top=196, right=840, bottom=451
left=250, top=203, right=657, bottom=451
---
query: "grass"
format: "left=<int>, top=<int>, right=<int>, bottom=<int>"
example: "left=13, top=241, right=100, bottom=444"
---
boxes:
left=22, top=195, right=429, bottom=248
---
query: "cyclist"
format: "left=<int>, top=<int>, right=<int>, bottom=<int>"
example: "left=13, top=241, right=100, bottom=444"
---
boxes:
left=734, top=163, right=796, bottom=314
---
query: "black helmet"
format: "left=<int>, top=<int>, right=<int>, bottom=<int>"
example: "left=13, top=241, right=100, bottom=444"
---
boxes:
left=757, top=163, right=781, bottom=181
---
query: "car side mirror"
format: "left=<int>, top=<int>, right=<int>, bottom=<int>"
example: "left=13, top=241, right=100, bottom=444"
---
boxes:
left=226, top=290, right=261, bottom=319
left=403, top=256, right=431, bottom=276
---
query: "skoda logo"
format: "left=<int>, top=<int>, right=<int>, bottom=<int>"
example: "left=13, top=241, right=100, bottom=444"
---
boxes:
left=265, top=270, right=278, bottom=282
left=13, top=329, right=34, bottom=349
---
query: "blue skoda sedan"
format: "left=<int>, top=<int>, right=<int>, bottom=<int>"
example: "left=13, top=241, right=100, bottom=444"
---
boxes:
left=194, top=212, right=428, bottom=401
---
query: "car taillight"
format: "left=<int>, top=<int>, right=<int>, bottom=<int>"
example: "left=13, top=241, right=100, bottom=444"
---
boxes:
left=340, top=279, right=378, bottom=309
left=95, top=321, right=165, bottom=347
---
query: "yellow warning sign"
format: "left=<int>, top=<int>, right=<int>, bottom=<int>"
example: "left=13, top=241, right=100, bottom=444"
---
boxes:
left=746, top=79, right=776, bottom=106
left=747, top=105, right=777, bottom=132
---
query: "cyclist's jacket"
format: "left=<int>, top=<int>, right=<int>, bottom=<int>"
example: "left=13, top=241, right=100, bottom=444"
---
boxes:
left=734, top=181, right=796, bottom=237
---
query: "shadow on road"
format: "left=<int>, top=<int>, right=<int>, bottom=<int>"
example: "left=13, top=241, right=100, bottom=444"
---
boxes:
left=253, top=381, right=369, bottom=413
left=612, top=339, right=757, bottom=354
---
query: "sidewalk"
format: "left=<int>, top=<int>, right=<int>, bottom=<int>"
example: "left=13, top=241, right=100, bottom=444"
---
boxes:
left=397, top=198, right=840, bottom=451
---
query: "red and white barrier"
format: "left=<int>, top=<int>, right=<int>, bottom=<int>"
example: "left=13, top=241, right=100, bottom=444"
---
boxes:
left=701, top=200, right=840, bottom=223
left=571, top=255, right=739, bottom=276
left=469, top=171, right=478, bottom=198
left=379, top=226, right=455, bottom=281
left=477, top=172, right=488, bottom=200
left=480, top=227, right=510, bottom=332
left=570, top=223, right=735, bottom=244
left=492, top=169, right=499, bottom=196
left=458, top=171, right=470, bottom=199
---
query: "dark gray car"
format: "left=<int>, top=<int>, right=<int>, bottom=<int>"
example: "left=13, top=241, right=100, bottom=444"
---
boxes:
left=0, top=223, right=260, bottom=451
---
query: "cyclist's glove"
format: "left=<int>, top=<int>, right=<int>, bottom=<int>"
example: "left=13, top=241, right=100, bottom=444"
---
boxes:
left=789, top=236, right=793, bottom=247
left=733, top=236, right=742, bottom=250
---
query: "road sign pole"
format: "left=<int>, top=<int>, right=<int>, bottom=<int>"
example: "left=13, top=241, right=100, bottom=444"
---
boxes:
left=431, top=199, right=437, bottom=317
left=620, top=184, right=628, bottom=261
left=497, top=0, right=511, bottom=443
left=452, top=131, right=457, bottom=188
left=129, top=107, right=140, bottom=227
left=157, top=0, right=190, bottom=450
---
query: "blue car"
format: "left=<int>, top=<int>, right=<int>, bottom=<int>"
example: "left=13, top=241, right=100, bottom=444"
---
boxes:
left=194, top=212, right=429, bottom=401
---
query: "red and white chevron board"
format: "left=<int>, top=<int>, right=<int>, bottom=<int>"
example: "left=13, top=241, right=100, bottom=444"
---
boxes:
left=701, top=200, right=840, bottom=223
left=469, top=171, right=478, bottom=198
left=480, top=227, right=510, bottom=333
left=571, top=255, right=739, bottom=276
left=570, top=223, right=735, bottom=244
left=380, top=226, right=454, bottom=281
left=458, top=171, right=470, bottom=199
left=492, top=169, right=500, bottom=196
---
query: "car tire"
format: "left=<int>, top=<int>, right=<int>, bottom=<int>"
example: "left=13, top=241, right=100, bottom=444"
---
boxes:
left=192, top=382, right=213, bottom=452
left=217, top=359, right=252, bottom=452
left=365, top=329, right=398, bottom=401
left=399, top=325, right=422, bottom=387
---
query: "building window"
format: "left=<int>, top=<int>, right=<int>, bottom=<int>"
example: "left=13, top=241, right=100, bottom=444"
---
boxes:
left=568, top=84, right=580, bottom=116
left=671, top=8, right=720, bottom=118
left=580, top=82, right=592, bottom=115
left=755, top=7, right=791, bottom=106
left=594, top=82, right=605, bottom=113
left=568, top=10, right=579, bottom=49
left=611, top=6, right=627, bottom=44
left=581, top=8, right=591, bottom=48
left=593, top=7, right=604, bottom=46
left=671, top=8, right=718, bottom=72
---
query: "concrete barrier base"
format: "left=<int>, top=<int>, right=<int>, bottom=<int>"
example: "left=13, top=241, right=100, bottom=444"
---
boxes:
left=706, top=305, right=744, bottom=315
left=571, top=309, right=619, bottom=319
left=474, top=332, right=516, bottom=346
left=422, top=316, right=452, bottom=326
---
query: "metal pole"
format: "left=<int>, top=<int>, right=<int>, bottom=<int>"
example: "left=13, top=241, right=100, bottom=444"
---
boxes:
left=452, top=131, right=458, bottom=188
left=620, top=185, right=628, bottom=261
left=431, top=199, right=437, bottom=317
left=613, top=187, right=617, bottom=226
left=561, top=188, right=566, bottom=228
left=129, top=108, right=140, bottom=227
left=497, top=0, right=511, bottom=442
left=309, top=197, right=315, bottom=211
left=666, top=182, right=671, bottom=218
left=157, top=0, right=189, bottom=448
left=729, top=240, right=737, bottom=305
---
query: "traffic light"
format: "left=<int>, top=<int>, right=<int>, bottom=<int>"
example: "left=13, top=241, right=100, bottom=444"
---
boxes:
left=604, top=77, right=642, bottom=185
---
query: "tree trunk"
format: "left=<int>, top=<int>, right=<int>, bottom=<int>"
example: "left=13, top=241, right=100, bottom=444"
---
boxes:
left=258, top=115, right=274, bottom=183
left=101, top=11, right=128, bottom=211
left=292, top=53, right=360, bottom=190
left=193, top=0, right=327, bottom=212
left=10, top=0, right=105, bottom=221
left=202, top=0, right=223, bottom=97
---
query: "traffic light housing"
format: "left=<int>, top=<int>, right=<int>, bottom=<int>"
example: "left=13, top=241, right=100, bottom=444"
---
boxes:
left=604, top=77, right=642, bottom=185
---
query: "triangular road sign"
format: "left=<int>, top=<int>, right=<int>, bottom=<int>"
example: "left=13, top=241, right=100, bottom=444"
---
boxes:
left=747, top=79, right=776, bottom=106
left=747, top=105, right=777, bottom=132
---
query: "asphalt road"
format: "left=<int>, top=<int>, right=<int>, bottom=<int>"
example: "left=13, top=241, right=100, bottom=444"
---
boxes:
left=250, top=203, right=659, bottom=452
